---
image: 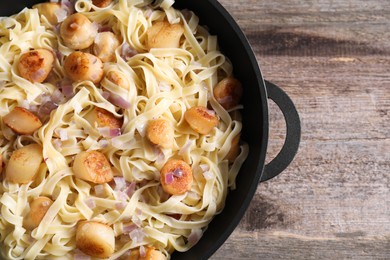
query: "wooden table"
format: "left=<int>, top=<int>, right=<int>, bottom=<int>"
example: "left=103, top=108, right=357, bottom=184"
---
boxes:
left=211, top=0, right=390, bottom=259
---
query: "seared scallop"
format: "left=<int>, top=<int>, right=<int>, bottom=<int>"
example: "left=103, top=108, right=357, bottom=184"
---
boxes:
left=213, top=77, right=243, bottom=110
left=147, top=21, right=184, bottom=49
left=64, top=51, right=104, bottom=83
left=72, top=150, right=113, bottom=184
left=60, top=13, right=98, bottom=50
left=76, top=221, right=115, bottom=258
left=160, top=159, right=193, bottom=195
left=184, top=106, right=219, bottom=135
left=17, top=49, right=54, bottom=83
left=5, top=144, right=43, bottom=184
left=146, top=119, right=174, bottom=149
left=3, top=107, right=42, bottom=135
left=93, top=32, right=120, bottom=63
left=24, top=196, right=54, bottom=229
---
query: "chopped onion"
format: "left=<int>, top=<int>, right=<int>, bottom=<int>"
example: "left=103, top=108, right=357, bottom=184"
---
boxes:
left=116, top=201, right=126, bottom=210
left=54, top=7, right=68, bottom=23
left=84, top=198, right=96, bottom=209
left=59, top=78, right=74, bottom=98
left=31, top=68, right=47, bottom=82
left=205, top=108, right=216, bottom=117
left=139, top=245, right=146, bottom=257
left=125, top=182, right=136, bottom=197
left=37, top=101, right=58, bottom=121
left=188, top=228, right=203, bottom=246
left=123, top=223, right=137, bottom=234
left=61, top=0, right=75, bottom=14
left=121, top=42, right=138, bottom=60
left=98, top=127, right=121, bottom=138
left=144, top=8, right=153, bottom=18
left=172, top=168, right=183, bottom=178
left=117, top=190, right=127, bottom=202
left=109, top=93, right=131, bottom=109
left=199, top=164, right=210, bottom=172
left=165, top=173, right=174, bottom=184
left=114, top=177, right=127, bottom=191
left=51, top=89, right=65, bottom=104
left=57, top=129, right=68, bottom=141
left=132, top=214, right=142, bottom=227
left=53, top=139, right=62, bottom=151
left=102, top=91, right=110, bottom=99
left=129, top=228, right=145, bottom=243
left=19, top=100, right=30, bottom=109
left=203, top=171, right=213, bottom=180
left=94, top=184, right=105, bottom=197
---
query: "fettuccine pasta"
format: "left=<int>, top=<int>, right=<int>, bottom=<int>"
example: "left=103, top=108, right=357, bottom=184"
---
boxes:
left=0, top=0, right=249, bottom=259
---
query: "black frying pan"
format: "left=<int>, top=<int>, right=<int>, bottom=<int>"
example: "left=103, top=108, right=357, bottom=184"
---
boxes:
left=0, top=1, right=301, bottom=259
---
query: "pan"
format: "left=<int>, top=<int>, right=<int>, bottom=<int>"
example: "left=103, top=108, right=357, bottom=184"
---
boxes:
left=0, top=1, right=301, bottom=259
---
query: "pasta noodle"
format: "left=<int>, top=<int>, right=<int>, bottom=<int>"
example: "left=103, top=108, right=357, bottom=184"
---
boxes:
left=0, top=0, right=249, bottom=259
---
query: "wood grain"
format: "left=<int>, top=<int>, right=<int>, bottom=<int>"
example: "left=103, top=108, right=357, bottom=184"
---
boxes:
left=211, top=0, right=390, bottom=259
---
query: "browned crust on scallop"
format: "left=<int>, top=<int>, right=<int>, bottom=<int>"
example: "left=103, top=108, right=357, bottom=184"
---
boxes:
left=160, top=159, right=193, bottom=195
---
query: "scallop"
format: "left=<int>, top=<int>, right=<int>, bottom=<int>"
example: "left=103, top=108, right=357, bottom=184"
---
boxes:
left=17, top=49, right=54, bottom=83
left=60, top=13, right=98, bottom=49
left=160, top=159, right=193, bottom=195
left=184, top=106, right=219, bottom=135
left=5, top=144, right=43, bottom=184
left=72, top=150, right=114, bottom=184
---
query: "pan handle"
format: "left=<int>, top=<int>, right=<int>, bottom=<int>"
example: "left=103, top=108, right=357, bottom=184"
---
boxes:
left=260, top=81, right=301, bottom=182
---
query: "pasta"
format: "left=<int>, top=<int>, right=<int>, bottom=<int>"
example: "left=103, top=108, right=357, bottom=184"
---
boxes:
left=0, top=0, right=249, bottom=259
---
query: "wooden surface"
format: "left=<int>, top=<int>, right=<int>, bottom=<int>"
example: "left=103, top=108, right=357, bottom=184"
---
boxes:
left=211, top=0, right=390, bottom=259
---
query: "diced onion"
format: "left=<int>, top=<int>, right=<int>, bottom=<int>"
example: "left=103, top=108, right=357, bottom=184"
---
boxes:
left=121, top=42, right=138, bottom=60
left=125, top=182, right=136, bottom=197
left=123, top=223, right=137, bottom=234
left=165, top=173, right=174, bottom=184
left=54, top=7, right=68, bottom=23
left=203, top=171, right=213, bottom=180
left=94, top=184, right=105, bottom=197
left=116, top=201, right=126, bottom=210
left=57, top=129, right=68, bottom=141
left=114, top=177, right=127, bottom=191
left=172, top=168, right=183, bottom=178
left=98, top=139, right=109, bottom=148
left=103, top=91, right=131, bottom=109
left=139, top=245, right=146, bottom=257
left=199, top=164, right=210, bottom=172
left=129, top=228, right=145, bottom=243
left=84, top=198, right=96, bottom=209
left=98, top=127, right=121, bottom=138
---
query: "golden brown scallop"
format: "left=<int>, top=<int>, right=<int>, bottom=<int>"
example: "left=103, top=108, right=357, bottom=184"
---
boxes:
left=146, top=119, right=174, bottom=149
left=105, top=70, right=131, bottom=90
left=3, top=107, right=42, bottom=135
left=93, top=31, right=120, bottom=62
left=147, top=21, right=184, bottom=49
left=17, top=49, right=54, bottom=83
left=184, top=106, right=219, bottom=135
left=213, top=77, right=243, bottom=110
left=76, top=221, right=115, bottom=258
left=60, top=13, right=98, bottom=49
left=24, top=196, right=54, bottom=230
left=33, top=2, right=63, bottom=24
left=64, top=51, right=104, bottom=83
left=5, top=144, right=43, bottom=184
left=72, top=150, right=114, bottom=184
left=85, top=107, right=123, bottom=129
left=160, top=159, right=193, bottom=195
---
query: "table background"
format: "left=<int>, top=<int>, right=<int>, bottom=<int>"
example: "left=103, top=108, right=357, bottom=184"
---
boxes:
left=211, top=0, right=390, bottom=259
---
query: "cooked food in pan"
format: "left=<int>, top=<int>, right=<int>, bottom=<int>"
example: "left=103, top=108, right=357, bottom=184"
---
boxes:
left=0, top=0, right=248, bottom=258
